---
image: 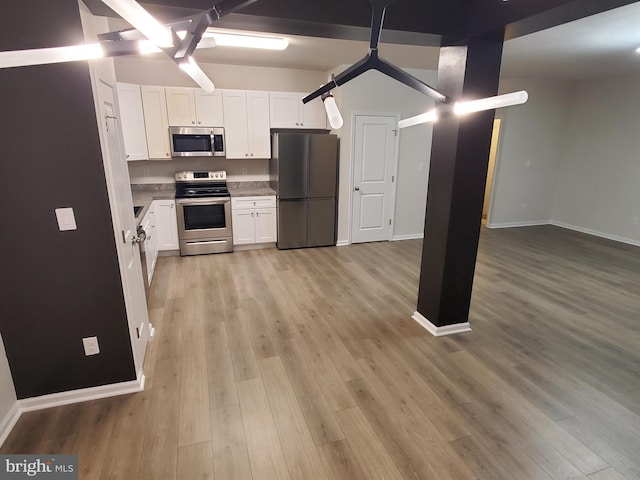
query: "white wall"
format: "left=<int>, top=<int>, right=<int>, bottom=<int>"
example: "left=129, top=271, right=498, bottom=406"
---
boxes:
left=115, top=57, right=328, bottom=92
left=0, top=333, right=17, bottom=437
left=551, top=71, right=640, bottom=244
left=333, top=67, right=437, bottom=243
left=488, top=78, right=571, bottom=227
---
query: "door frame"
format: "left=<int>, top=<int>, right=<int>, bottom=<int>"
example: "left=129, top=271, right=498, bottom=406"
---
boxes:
left=485, top=117, right=503, bottom=227
left=348, top=112, right=401, bottom=245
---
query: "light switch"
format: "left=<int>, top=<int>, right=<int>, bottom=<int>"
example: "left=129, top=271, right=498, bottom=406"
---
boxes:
left=55, top=207, right=77, bottom=231
left=82, top=336, right=100, bottom=356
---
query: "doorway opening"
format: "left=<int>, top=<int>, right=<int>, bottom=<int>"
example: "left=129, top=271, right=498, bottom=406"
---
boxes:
left=483, top=118, right=502, bottom=225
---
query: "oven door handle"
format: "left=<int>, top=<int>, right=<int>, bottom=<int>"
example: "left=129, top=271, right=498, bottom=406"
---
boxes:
left=176, top=197, right=230, bottom=206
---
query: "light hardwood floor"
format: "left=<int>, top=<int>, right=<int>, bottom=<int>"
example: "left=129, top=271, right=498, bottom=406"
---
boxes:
left=3, top=225, right=640, bottom=480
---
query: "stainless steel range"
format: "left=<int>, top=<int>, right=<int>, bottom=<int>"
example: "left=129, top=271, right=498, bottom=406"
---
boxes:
left=175, top=170, right=233, bottom=256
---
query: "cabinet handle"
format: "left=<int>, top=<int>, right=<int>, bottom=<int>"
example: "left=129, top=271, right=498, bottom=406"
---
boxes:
left=251, top=212, right=254, bottom=217
left=301, top=123, right=304, bottom=126
left=192, top=121, right=195, bottom=124
left=245, top=153, right=248, bottom=157
left=256, top=212, right=260, bottom=217
left=250, top=153, right=254, bottom=157
left=198, top=121, right=201, bottom=124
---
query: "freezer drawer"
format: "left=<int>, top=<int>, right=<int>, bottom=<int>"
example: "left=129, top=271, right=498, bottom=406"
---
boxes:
left=277, top=199, right=307, bottom=249
left=307, top=198, right=336, bottom=247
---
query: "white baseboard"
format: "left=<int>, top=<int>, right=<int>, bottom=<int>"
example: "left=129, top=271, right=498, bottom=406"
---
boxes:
left=0, top=375, right=145, bottom=447
left=412, top=311, right=472, bottom=337
left=486, top=220, right=550, bottom=229
left=0, top=402, right=21, bottom=448
left=391, top=233, right=424, bottom=241
left=550, top=220, right=640, bottom=248
left=336, top=240, right=350, bottom=247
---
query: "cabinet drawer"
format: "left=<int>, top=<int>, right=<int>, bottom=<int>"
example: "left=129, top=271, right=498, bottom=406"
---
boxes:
left=232, top=195, right=276, bottom=209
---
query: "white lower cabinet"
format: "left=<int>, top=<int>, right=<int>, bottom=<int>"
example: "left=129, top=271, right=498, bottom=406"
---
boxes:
left=152, top=199, right=179, bottom=251
left=231, top=196, right=276, bottom=245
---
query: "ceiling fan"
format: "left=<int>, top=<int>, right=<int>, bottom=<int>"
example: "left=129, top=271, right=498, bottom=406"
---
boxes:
left=301, top=0, right=528, bottom=129
left=0, top=0, right=527, bottom=128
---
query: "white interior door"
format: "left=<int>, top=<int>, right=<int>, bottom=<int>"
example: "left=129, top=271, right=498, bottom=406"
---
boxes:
left=97, top=79, right=150, bottom=376
left=351, top=115, right=398, bottom=243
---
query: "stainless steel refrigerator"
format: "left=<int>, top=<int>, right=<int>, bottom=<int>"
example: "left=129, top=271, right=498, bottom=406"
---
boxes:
left=270, top=132, right=339, bottom=249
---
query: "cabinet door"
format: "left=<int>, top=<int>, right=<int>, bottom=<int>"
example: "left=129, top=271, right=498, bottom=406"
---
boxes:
left=153, top=200, right=179, bottom=250
left=255, top=208, right=276, bottom=243
left=247, top=91, right=271, bottom=158
left=195, top=90, right=224, bottom=126
left=141, top=86, right=171, bottom=159
left=166, top=87, right=197, bottom=126
left=222, top=90, right=250, bottom=159
left=116, top=83, right=148, bottom=161
left=269, top=92, right=300, bottom=128
left=232, top=210, right=256, bottom=245
left=301, top=95, right=327, bottom=129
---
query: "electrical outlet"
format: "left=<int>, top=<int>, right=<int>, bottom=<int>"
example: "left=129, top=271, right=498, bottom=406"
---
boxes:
left=82, top=336, right=100, bottom=356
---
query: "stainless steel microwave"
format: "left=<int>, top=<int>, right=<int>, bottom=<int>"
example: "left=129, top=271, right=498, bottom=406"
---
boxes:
left=169, top=126, right=225, bottom=157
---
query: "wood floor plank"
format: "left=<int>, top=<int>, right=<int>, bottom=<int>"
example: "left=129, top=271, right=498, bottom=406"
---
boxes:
left=333, top=407, right=405, bottom=480
left=237, top=378, right=291, bottom=480
left=225, top=311, right=260, bottom=382
left=138, top=357, right=181, bottom=480
left=450, top=435, right=517, bottom=480
left=205, top=321, right=239, bottom=408
left=318, top=440, right=368, bottom=480
left=588, top=467, right=629, bottom=480
left=259, top=356, right=329, bottom=480
left=178, top=310, right=211, bottom=447
left=177, top=441, right=214, bottom=480
left=211, top=404, right=252, bottom=480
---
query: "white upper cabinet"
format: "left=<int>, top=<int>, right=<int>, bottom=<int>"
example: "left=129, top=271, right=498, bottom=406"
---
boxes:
left=140, top=85, right=171, bottom=160
left=166, top=87, right=224, bottom=127
left=269, top=92, right=326, bottom=129
left=223, top=90, right=270, bottom=159
left=195, top=90, right=224, bottom=126
left=301, top=96, right=327, bottom=129
left=116, top=82, right=148, bottom=161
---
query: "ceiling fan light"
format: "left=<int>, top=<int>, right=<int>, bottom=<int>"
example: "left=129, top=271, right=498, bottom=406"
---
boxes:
left=0, top=44, right=103, bottom=69
left=454, top=91, right=528, bottom=115
left=398, top=109, right=438, bottom=129
left=203, top=31, right=288, bottom=50
left=101, top=0, right=173, bottom=48
left=179, top=58, right=215, bottom=93
left=321, top=93, right=343, bottom=129
left=138, top=39, right=162, bottom=54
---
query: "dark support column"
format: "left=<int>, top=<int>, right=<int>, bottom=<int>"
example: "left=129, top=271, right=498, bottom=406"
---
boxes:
left=414, top=32, right=504, bottom=335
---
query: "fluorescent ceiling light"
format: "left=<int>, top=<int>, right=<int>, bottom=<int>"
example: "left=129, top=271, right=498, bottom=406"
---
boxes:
left=101, top=0, right=173, bottom=48
left=0, top=44, right=104, bottom=69
left=454, top=91, right=528, bottom=115
left=203, top=30, right=289, bottom=50
left=398, top=109, right=438, bottom=129
left=179, top=58, right=215, bottom=93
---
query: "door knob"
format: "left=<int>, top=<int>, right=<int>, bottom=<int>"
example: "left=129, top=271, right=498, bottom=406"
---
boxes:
left=354, top=186, right=360, bottom=191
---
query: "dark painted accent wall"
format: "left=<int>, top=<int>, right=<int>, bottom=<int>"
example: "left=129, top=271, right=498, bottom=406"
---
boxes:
left=0, top=0, right=136, bottom=398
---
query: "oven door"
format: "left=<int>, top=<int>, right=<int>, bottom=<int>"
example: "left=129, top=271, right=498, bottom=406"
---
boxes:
left=176, top=196, right=232, bottom=241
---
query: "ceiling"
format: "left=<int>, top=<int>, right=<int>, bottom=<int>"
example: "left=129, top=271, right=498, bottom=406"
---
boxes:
left=98, top=0, right=640, bottom=81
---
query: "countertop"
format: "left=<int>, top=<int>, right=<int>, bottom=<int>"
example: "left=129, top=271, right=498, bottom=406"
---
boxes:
left=228, top=181, right=276, bottom=197
left=131, top=184, right=175, bottom=225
